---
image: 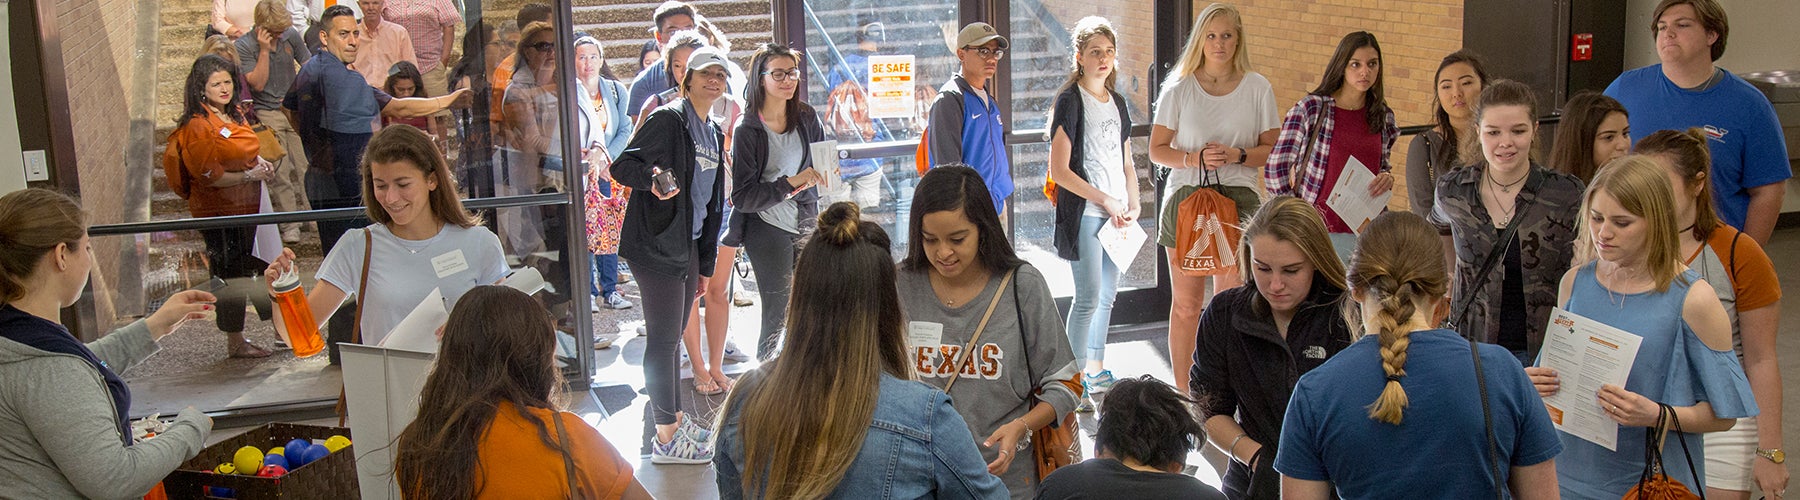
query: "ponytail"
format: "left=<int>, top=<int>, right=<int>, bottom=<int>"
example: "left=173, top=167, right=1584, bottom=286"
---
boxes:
left=1346, top=212, right=1449, bottom=425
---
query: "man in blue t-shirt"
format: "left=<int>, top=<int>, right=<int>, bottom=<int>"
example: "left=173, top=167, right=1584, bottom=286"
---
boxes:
left=1604, top=0, right=1790, bottom=244
left=626, top=1, right=699, bottom=122
left=926, top=22, right=1013, bottom=213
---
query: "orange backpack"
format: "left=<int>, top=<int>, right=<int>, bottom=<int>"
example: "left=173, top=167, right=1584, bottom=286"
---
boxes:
left=1174, top=185, right=1242, bottom=277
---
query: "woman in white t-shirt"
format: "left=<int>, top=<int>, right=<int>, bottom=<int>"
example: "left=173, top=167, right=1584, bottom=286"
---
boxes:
left=1046, top=17, right=1137, bottom=406
left=264, top=125, right=509, bottom=347
left=1147, top=3, right=1280, bottom=393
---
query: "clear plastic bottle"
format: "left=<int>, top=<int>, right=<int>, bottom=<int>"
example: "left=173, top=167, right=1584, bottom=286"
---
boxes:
left=270, top=269, right=324, bottom=358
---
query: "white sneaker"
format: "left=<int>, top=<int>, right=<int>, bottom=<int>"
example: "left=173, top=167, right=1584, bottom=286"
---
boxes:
left=721, top=340, right=751, bottom=364
left=650, top=422, right=714, bottom=465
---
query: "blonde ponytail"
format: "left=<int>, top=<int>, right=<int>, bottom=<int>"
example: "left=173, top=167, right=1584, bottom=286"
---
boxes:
left=1347, top=212, right=1449, bottom=426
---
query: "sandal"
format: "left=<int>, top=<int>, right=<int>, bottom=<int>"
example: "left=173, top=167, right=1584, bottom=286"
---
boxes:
left=709, top=367, right=733, bottom=393
left=693, top=376, right=724, bottom=396
left=228, top=341, right=273, bottom=359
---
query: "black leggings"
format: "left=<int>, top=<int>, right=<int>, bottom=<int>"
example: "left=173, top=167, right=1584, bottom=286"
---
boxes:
left=631, top=243, right=701, bottom=426
left=200, top=226, right=272, bottom=333
left=739, top=216, right=800, bottom=359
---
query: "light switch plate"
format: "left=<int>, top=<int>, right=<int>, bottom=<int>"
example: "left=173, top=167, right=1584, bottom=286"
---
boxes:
left=23, top=150, right=47, bottom=181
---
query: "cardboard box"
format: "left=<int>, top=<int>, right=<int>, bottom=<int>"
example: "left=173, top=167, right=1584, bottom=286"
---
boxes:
left=162, top=423, right=356, bottom=499
left=339, top=343, right=436, bottom=500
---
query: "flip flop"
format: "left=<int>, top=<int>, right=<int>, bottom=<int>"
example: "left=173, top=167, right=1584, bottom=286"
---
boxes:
left=693, top=376, right=724, bottom=396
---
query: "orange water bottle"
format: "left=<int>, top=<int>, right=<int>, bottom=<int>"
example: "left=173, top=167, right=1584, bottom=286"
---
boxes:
left=270, top=269, right=325, bottom=358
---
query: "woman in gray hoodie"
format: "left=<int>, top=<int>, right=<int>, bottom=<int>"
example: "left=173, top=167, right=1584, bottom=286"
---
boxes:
left=0, top=188, right=216, bottom=499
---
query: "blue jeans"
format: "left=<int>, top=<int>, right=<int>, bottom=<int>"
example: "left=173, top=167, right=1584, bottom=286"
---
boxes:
left=591, top=254, right=618, bottom=297
left=1066, top=216, right=1120, bottom=364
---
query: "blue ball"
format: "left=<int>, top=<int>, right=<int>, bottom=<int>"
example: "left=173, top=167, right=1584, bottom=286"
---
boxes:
left=283, top=439, right=309, bottom=462
left=262, top=453, right=288, bottom=469
left=206, top=486, right=236, bottom=498
left=299, top=443, right=330, bottom=467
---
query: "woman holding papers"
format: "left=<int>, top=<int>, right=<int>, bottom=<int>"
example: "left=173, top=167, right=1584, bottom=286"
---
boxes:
left=1264, top=31, right=1399, bottom=262
left=395, top=286, right=651, bottom=499
left=1637, top=129, right=1786, bottom=500
left=897, top=165, right=1080, bottom=498
left=729, top=43, right=825, bottom=363
left=1189, top=196, right=1352, bottom=499
left=1524, top=156, right=1755, bottom=498
left=1274, top=211, right=1561, bottom=499
left=1046, top=16, right=1137, bottom=404
left=1429, top=81, right=1584, bottom=365
left=1145, top=3, right=1279, bottom=394
left=263, top=125, right=508, bottom=349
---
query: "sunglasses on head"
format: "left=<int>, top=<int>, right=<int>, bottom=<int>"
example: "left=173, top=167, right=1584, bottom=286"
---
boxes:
left=529, top=41, right=556, bottom=52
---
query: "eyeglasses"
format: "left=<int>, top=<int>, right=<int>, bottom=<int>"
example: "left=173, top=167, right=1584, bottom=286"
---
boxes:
left=963, top=47, right=1005, bottom=60
left=529, top=42, right=555, bottom=53
left=762, top=69, right=801, bottom=82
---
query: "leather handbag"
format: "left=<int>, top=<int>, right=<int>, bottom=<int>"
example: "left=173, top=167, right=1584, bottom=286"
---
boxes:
left=1623, top=403, right=1704, bottom=500
left=1009, top=271, right=1082, bottom=481
left=252, top=123, right=286, bottom=162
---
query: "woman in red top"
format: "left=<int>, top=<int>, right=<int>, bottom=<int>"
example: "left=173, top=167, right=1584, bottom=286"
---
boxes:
left=395, top=285, right=651, bottom=499
left=162, top=54, right=277, bottom=358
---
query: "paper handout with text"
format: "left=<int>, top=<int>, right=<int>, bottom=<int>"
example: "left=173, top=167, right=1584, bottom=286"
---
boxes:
left=1323, top=156, right=1390, bottom=234
left=1097, top=221, right=1148, bottom=274
left=1538, top=307, right=1643, bottom=451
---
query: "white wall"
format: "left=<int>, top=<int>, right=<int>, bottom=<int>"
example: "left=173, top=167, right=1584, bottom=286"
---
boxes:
left=0, top=0, right=27, bottom=195
left=1624, top=0, right=1800, bottom=72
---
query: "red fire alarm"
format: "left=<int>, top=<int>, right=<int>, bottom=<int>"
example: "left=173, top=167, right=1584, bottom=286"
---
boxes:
left=1572, top=33, right=1594, bottom=61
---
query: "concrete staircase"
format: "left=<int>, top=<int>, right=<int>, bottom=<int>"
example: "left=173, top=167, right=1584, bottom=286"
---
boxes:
left=572, top=0, right=773, bottom=81
left=154, top=0, right=218, bottom=221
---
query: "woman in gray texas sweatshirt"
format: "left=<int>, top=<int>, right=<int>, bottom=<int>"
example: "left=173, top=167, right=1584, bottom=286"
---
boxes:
left=0, top=188, right=216, bottom=499
left=897, top=166, right=1082, bottom=499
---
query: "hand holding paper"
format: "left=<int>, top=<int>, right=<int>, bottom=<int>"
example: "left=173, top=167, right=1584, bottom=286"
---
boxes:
left=1537, top=307, right=1643, bottom=451
left=1323, top=157, right=1391, bottom=234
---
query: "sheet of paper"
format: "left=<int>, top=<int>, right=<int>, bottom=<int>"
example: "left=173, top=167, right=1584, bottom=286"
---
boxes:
left=1097, top=221, right=1148, bottom=273
left=250, top=184, right=282, bottom=264
left=809, top=140, right=840, bottom=190
left=378, top=288, right=447, bottom=353
left=1537, top=307, right=1644, bottom=451
left=1323, top=157, right=1391, bottom=234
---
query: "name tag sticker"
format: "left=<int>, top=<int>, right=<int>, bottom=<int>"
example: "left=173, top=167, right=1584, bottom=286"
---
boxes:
left=220, top=127, right=233, bottom=139
left=907, top=321, right=943, bottom=349
left=431, top=249, right=470, bottom=279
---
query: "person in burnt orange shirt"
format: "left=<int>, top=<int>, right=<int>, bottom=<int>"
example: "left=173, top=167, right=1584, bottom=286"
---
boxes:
left=395, top=285, right=650, bottom=499
left=163, top=54, right=277, bottom=359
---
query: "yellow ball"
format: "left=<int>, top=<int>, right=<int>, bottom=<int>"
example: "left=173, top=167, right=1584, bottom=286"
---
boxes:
left=232, top=446, right=264, bottom=475
left=267, top=447, right=284, bottom=456
left=214, top=463, right=237, bottom=475
left=322, top=435, right=352, bottom=453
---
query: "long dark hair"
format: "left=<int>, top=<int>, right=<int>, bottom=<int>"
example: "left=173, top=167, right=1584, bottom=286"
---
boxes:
left=721, top=202, right=908, bottom=498
left=382, top=60, right=430, bottom=98
left=902, top=165, right=1024, bottom=274
left=1547, top=92, right=1628, bottom=184
left=1429, top=50, right=1490, bottom=170
left=177, top=54, right=245, bottom=128
left=744, top=43, right=805, bottom=132
left=395, top=286, right=566, bottom=499
left=1310, top=31, right=1388, bottom=131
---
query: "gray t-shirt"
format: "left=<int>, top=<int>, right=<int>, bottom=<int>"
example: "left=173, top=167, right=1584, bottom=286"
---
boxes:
left=895, top=264, right=1079, bottom=499
left=316, top=224, right=509, bottom=345
left=235, top=28, right=310, bottom=111
left=684, top=101, right=721, bottom=240
left=757, top=128, right=805, bottom=234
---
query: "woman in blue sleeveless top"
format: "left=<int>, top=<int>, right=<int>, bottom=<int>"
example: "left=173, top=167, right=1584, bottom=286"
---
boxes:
left=1526, top=155, right=1757, bottom=498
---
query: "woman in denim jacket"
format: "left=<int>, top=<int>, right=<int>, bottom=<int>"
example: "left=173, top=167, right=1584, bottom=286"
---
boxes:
left=715, top=202, right=1006, bottom=499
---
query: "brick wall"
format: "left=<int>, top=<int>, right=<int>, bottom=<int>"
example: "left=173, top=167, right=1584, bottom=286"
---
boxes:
left=54, top=0, right=141, bottom=331
left=1207, top=0, right=1465, bottom=211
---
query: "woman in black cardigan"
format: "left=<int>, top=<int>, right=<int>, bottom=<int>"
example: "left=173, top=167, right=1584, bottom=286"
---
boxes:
left=1045, top=17, right=1137, bottom=402
left=1190, top=196, right=1352, bottom=499
left=729, top=43, right=824, bottom=361
left=611, top=47, right=732, bottom=464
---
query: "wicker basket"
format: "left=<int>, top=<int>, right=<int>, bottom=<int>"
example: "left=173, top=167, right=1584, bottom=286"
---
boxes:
left=162, top=423, right=358, bottom=499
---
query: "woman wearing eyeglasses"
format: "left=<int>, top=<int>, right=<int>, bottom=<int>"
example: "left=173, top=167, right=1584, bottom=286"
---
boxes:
left=729, top=43, right=824, bottom=362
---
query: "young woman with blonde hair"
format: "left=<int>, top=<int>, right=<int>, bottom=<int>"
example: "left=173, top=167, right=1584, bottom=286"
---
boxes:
left=714, top=202, right=1002, bottom=499
left=1046, top=16, right=1136, bottom=401
left=1146, top=2, right=1280, bottom=394
left=1275, top=211, right=1561, bottom=499
left=1189, top=196, right=1351, bottom=499
left=1525, top=155, right=1757, bottom=497
left=1637, top=129, right=1787, bottom=499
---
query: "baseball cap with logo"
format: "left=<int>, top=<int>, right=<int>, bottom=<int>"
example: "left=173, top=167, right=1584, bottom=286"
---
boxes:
left=955, top=22, right=1009, bottom=50
left=685, top=46, right=734, bottom=74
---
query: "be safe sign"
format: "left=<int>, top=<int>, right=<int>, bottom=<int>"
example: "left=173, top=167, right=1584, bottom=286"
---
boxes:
left=867, top=55, right=915, bottom=119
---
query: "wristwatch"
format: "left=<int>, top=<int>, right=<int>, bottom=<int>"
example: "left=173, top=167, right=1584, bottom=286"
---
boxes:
left=1758, top=448, right=1786, bottom=464
left=1236, top=147, right=1248, bottom=164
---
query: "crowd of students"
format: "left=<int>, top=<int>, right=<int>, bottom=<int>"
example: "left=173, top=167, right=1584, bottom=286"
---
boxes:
left=0, top=0, right=1793, bottom=498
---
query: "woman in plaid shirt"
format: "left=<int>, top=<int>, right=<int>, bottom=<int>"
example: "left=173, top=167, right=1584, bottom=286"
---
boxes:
left=1264, top=31, right=1398, bottom=262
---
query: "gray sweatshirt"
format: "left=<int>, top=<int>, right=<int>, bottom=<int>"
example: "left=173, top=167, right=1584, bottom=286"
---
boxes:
left=896, top=264, right=1079, bottom=499
left=0, top=320, right=211, bottom=499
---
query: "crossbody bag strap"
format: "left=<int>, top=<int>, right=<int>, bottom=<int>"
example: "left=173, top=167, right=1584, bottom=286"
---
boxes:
left=1468, top=336, right=1503, bottom=499
left=552, top=412, right=589, bottom=500
left=1446, top=174, right=1543, bottom=333
left=943, top=269, right=1016, bottom=394
left=352, top=227, right=372, bottom=345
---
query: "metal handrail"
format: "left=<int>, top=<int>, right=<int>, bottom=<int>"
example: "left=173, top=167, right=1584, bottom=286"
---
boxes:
left=87, top=192, right=569, bottom=236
